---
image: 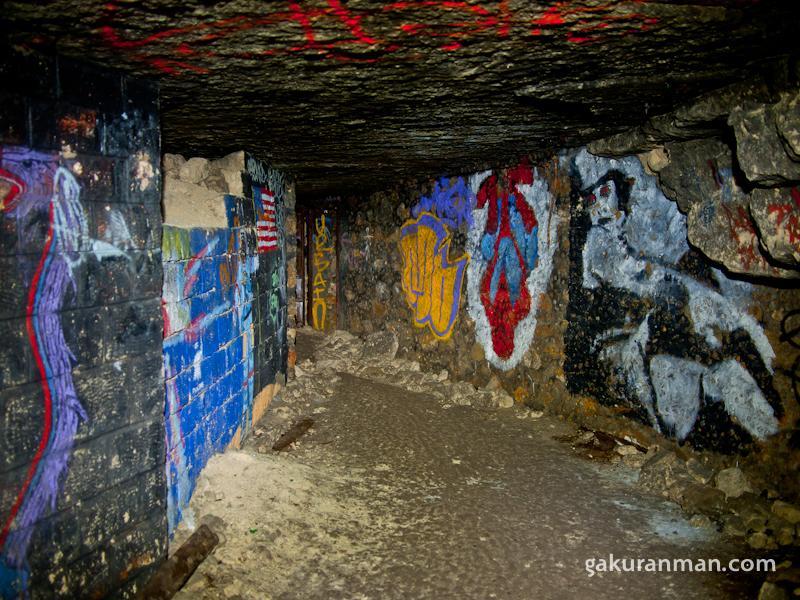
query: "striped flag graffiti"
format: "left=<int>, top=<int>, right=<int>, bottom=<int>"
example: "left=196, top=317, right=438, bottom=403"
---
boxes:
left=256, top=186, right=278, bottom=253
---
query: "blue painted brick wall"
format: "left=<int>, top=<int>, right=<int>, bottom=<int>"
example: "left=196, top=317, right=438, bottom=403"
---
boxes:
left=162, top=176, right=288, bottom=533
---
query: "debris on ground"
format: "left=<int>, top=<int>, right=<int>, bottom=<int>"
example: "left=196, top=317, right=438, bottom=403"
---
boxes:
left=170, top=328, right=797, bottom=598
left=272, top=417, right=315, bottom=451
left=553, top=422, right=800, bottom=562
left=554, top=426, right=647, bottom=463
left=141, top=524, right=219, bottom=600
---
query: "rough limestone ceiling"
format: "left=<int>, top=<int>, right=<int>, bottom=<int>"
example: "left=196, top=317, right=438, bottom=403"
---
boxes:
left=2, top=1, right=799, bottom=197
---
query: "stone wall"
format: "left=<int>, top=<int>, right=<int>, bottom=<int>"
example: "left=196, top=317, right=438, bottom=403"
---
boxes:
left=161, top=153, right=291, bottom=533
left=0, top=49, right=164, bottom=597
left=338, top=138, right=800, bottom=470
left=588, top=79, right=800, bottom=280
left=339, top=158, right=571, bottom=409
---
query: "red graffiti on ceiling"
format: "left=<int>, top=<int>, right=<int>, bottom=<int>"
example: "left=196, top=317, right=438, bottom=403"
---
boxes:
left=99, top=0, right=658, bottom=75
left=531, top=1, right=657, bottom=44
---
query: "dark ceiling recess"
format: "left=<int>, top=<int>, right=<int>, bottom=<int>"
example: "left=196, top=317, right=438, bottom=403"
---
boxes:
left=2, top=1, right=799, bottom=198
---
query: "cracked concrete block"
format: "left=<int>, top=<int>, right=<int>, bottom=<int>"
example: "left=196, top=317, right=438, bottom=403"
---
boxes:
left=210, top=151, right=246, bottom=197
left=162, top=175, right=228, bottom=229
left=163, top=153, right=186, bottom=176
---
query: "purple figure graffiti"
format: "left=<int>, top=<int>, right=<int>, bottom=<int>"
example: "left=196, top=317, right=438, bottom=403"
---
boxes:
left=0, top=149, right=90, bottom=597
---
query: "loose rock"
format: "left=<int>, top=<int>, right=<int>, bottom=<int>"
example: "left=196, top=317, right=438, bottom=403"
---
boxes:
left=715, top=467, right=753, bottom=499
left=773, top=501, right=800, bottom=525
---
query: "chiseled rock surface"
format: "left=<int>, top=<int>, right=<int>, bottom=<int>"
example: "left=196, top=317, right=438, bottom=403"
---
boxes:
left=729, top=103, right=800, bottom=186
left=775, top=91, right=800, bottom=162
left=3, top=2, right=799, bottom=197
left=715, top=467, right=754, bottom=499
left=750, top=187, right=800, bottom=268
left=591, top=84, right=800, bottom=278
left=656, top=139, right=731, bottom=213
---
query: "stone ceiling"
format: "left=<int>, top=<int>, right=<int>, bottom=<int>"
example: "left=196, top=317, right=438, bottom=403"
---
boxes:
left=2, top=1, right=799, bottom=198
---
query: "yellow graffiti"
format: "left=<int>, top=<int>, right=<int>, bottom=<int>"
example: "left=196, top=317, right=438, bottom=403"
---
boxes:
left=399, top=212, right=468, bottom=340
left=312, top=215, right=334, bottom=330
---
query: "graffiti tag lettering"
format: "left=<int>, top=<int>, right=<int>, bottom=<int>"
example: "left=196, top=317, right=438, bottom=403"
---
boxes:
left=399, top=212, right=468, bottom=340
left=312, top=214, right=335, bottom=331
left=412, top=176, right=475, bottom=230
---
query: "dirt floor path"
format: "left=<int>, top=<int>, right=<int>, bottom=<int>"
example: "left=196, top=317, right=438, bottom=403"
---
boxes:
left=172, top=330, right=758, bottom=599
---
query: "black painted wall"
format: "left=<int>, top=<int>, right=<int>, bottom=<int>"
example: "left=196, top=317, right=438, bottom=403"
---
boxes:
left=241, top=154, right=290, bottom=393
left=0, top=47, right=165, bottom=598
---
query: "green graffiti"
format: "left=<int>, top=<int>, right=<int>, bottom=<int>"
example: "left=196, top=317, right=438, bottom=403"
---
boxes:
left=162, top=226, right=192, bottom=261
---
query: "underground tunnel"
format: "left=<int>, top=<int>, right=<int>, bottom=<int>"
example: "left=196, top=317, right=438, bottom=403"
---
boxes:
left=1, top=0, right=800, bottom=598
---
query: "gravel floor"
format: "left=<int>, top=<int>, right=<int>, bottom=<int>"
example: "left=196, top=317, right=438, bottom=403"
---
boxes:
left=172, top=330, right=760, bottom=600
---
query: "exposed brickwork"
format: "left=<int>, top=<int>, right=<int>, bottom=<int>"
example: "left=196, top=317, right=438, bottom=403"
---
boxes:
left=161, top=156, right=289, bottom=534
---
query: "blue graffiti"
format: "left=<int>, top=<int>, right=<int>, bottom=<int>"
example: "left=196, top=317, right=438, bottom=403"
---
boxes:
left=162, top=224, right=259, bottom=533
left=412, top=177, right=475, bottom=230
left=0, top=563, right=27, bottom=600
left=709, top=162, right=735, bottom=204
left=480, top=193, right=539, bottom=305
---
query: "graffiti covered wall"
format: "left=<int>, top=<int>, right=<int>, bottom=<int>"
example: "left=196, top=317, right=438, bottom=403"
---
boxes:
left=244, top=156, right=290, bottom=400
left=338, top=145, right=798, bottom=456
left=339, top=162, right=570, bottom=403
left=399, top=212, right=468, bottom=340
left=564, top=149, right=787, bottom=453
left=161, top=154, right=289, bottom=533
left=466, top=162, right=560, bottom=371
left=0, top=50, right=164, bottom=598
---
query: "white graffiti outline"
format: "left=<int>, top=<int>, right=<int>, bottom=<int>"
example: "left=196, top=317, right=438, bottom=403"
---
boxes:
left=466, top=167, right=560, bottom=371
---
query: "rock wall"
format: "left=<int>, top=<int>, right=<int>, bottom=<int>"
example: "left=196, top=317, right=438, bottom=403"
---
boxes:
left=339, top=158, right=571, bottom=409
left=589, top=79, right=800, bottom=279
left=161, top=153, right=291, bottom=533
left=564, top=149, right=796, bottom=455
left=338, top=143, right=800, bottom=462
left=0, top=49, right=164, bottom=597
